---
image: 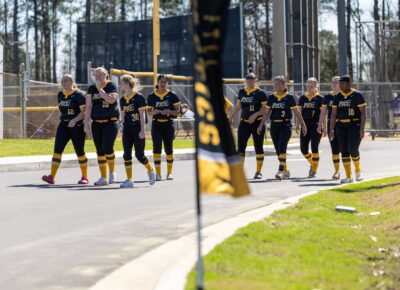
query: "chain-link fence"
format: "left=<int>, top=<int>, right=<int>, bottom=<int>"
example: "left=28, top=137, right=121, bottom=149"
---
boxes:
left=2, top=68, right=400, bottom=139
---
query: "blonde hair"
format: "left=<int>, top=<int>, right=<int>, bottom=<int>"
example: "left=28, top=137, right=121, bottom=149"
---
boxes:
left=307, top=77, right=319, bottom=92
left=94, top=67, right=109, bottom=79
left=120, top=74, right=142, bottom=93
left=331, top=76, right=340, bottom=82
left=273, top=75, right=288, bottom=92
left=61, top=74, right=77, bottom=90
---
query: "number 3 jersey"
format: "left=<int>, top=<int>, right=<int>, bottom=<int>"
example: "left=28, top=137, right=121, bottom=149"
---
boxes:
left=87, top=81, right=120, bottom=121
left=120, top=93, right=147, bottom=126
left=298, top=93, right=323, bottom=125
left=57, top=89, right=86, bottom=122
left=266, top=92, right=297, bottom=122
left=237, top=87, right=267, bottom=121
left=332, top=89, right=366, bottom=125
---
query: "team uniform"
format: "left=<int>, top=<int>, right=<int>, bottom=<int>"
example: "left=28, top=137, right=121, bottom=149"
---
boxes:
left=120, top=92, right=155, bottom=187
left=332, top=89, right=366, bottom=180
left=299, top=92, right=323, bottom=176
left=42, top=89, right=88, bottom=184
left=237, top=87, right=268, bottom=178
left=322, top=92, right=341, bottom=175
left=87, top=81, right=120, bottom=184
left=147, top=89, right=181, bottom=179
left=266, top=92, right=297, bottom=177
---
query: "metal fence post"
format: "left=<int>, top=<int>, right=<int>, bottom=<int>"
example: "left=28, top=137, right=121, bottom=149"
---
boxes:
left=19, top=63, right=28, bottom=139
left=87, top=61, right=92, bottom=85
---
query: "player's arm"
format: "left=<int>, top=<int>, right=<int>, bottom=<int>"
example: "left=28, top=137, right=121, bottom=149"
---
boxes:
left=329, top=107, right=338, bottom=141
left=257, top=104, right=271, bottom=135
left=293, top=106, right=307, bottom=136
left=98, top=88, right=118, bottom=104
left=359, top=104, right=366, bottom=139
left=230, top=100, right=241, bottom=125
left=318, top=105, right=328, bottom=135
left=139, top=107, right=147, bottom=139
left=83, top=94, right=93, bottom=134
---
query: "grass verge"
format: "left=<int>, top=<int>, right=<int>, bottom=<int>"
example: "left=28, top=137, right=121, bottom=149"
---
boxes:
left=186, top=176, right=400, bottom=290
left=0, top=138, right=272, bottom=157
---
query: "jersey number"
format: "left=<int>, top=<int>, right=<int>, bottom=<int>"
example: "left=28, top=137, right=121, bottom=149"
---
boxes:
left=281, top=111, right=285, bottom=118
left=250, top=105, right=254, bottom=112
left=348, top=108, right=355, bottom=116
left=67, top=109, right=74, bottom=115
left=102, top=101, right=109, bottom=108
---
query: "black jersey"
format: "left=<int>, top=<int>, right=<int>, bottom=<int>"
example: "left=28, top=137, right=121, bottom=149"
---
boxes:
left=57, top=89, right=86, bottom=122
left=87, top=81, right=120, bottom=121
left=237, top=87, right=267, bottom=120
left=298, top=93, right=323, bottom=123
left=147, top=90, right=181, bottom=122
left=120, top=93, right=147, bottom=126
left=332, top=89, right=366, bottom=125
left=322, top=92, right=336, bottom=120
left=266, top=92, right=297, bottom=122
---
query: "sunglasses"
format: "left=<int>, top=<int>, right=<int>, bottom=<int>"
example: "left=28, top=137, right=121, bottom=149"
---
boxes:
left=246, top=77, right=255, bottom=80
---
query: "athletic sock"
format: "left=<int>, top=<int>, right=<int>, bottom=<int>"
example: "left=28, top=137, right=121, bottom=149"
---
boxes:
left=154, top=154, right=161, bottom=175
left=312, top=153, right=320, bottom=173
left=51, top=153, right=62, bottom=178
left=143, top=158, right=153, bottom=173
left=124, top=160, right=133, bottom=180
left=342, top=156, right=352, bottom=178
left=304, top=152, right=313, bottom=167
left=332, top=154, right=340, bottom=173
left=256, top=154, right=264, bottom=173
left=352, top=156, right=361, bottom=173
left=78, top=154, right=88, bottom=178
left=278, top=153, right=287, bottom=172
left=97, top=155, right=108, bottom=178
left=166, top=154, right=174, bottom=175
left=105, top=153, right=115, bottom=173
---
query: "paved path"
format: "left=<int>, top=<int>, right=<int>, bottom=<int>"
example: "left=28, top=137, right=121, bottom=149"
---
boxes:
left=0, top=140, right=399, bottom=290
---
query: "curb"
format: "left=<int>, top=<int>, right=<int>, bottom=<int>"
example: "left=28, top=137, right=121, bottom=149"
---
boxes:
left=0, top=143, right=300, bottom=172
left=90, top=174, right=392, bottom=290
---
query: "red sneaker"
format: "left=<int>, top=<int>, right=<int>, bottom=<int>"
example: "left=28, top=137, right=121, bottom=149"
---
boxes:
left=78, top=177, right=89, bottom=185
left=42, top=175, right=55, bottom=184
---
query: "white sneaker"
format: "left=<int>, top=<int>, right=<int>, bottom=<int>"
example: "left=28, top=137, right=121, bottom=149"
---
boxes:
left=341, top=177, right=354, bottom=184
left=332, top=172, right=341, bottom=180
left=356, top=172, right=364, bottom=182
left=166, top=174, right=174, bottom=180
left=283, top=170, right=291, bottom=180
left=94, top=177, right=109, bottom=186
left=120, top=179, right=134, bottom=188
left=275, top=171, right=284, bottom=181
left=156, top=174, right=162, bottom=181
left=109, top=172, right=117, bottom=184
left=148, top=171, right=156, bottom=185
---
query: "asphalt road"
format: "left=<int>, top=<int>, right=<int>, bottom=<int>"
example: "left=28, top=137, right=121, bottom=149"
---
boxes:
left=0, top=140, right=399, bottom=290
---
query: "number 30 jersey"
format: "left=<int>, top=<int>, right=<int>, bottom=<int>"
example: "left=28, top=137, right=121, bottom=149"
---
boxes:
left=332, top=89, right=366, bottom=125
left=266, top=92, right=297, bottom=122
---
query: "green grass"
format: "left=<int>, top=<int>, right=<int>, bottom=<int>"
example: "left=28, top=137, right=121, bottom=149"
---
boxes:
left=186, top=177, right=400, bottom=290
left=0, top=138, right=272, bottom=157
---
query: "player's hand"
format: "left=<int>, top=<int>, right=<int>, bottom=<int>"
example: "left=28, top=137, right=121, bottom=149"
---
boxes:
left=84, top=122, right=92, bottom=136
left=322, top=126, right=328, bottom=137
left=256, top=125, right=263, bottom=135
left=329, top=130, right=335, bottom=141
left=68, top=119, right=76, bottom=128
left=295, top=124, right=300, bottom=134
left=301, top=124, right=307, bottom=136
left=317, top=124, right=322, bottom=135
left=360, top=129, right=365, bottom=139
left=153, top=109, right=161, bottom=115
left=139, top=130, right=146, bottom=139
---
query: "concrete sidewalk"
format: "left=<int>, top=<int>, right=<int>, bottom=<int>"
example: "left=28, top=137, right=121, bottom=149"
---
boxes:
left=0, top=143, right=300, bottom=172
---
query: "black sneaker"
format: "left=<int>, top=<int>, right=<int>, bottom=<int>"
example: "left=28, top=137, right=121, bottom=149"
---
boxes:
left=254, top=172, right=263, bottom=179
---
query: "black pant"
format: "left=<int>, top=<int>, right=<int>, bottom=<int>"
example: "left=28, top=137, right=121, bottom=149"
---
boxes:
left=151, top=121, right=175, bottom=154
left=270, top=123, right=292, bottom=155
left=54, top=122, right=85, bottom=156
left=328, top=120, right=340, bottom=155
left=91, top=121, right=119, bottom=155
left=237, top=120, right=265, bottom=155
left=300, top=122, right=322, bottom=155
left=122, top=124, right=148, bottom=164
left=336, top=123, right=361, bottom=158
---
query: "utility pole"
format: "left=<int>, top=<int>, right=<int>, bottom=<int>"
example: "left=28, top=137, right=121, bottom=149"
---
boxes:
left=338, top=0, right=347, bottom=75
left=272, top=0, right=287, bottom=77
